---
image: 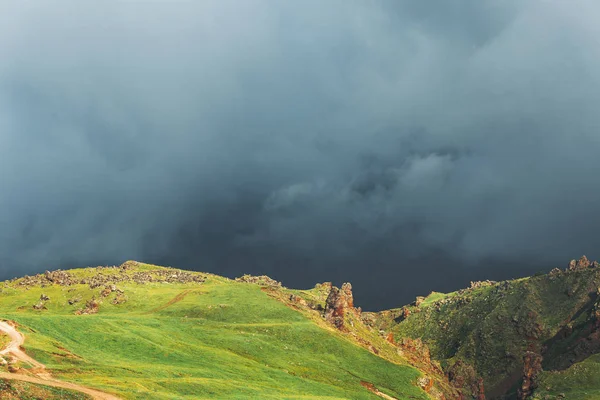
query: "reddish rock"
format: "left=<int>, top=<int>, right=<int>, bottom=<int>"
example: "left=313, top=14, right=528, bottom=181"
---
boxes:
left=417, top=376, right=434, bottom=393
left=446, top=361, right=486, bottom=400
left=549, top=268, right=562, bottom=276
left=235, top=274, right=282, bottom=287
left=289, top=294, right=308, bottom=307
left=517, top=352, right=542, bottom=400
left=475, top=378, right=486, bottom=400
left=470, top=280, right=496, bottom=289
left=399, top=337, right=431, bottom=365
left=76, top=299, right=100, bottom=315
left=386, top=332, right=395, bottom=344
left=324, top=283, right=355, bottom=329
left=568, top=255, right=592, bottom=271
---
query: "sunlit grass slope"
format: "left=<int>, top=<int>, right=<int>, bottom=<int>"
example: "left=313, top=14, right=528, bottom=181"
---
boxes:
left=0, top=378, right=91, bottom=399
left=0, top=262, right=429, bottom=399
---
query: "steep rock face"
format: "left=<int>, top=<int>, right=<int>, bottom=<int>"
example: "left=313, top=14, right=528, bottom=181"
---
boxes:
left=372, top=257, right=600, bottom=399
left=446, top=361, right=486, bottom=400
left=567, top=255, right=592, bottom=271
left=324, top=283, right=355, bottom=329
left=517, top=352, right=542, bottom=400
left=542, top=292, right=600, bottom=371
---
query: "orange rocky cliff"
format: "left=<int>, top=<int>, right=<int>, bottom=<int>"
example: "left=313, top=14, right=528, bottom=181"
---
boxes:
left=323, top=283, right=357, bottom=329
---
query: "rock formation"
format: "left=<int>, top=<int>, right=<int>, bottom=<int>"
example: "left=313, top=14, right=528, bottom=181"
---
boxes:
left=567, top=255, right=592, bottom=271
left=235, top=274, right=282, bottom=287
left=446, top=360, right=486, bottom=400
left=324, top=283, right=355, bottom=329
left=517, top=352, right=542, bottom=400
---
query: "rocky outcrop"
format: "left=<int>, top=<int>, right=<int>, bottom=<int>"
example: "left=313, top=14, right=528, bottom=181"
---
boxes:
left=567, top=255, right=594, bottom=271
left=324, top=283, right=355, bottom=329
left=549, top=268, right=562, bottom=277
left=386, top=332, right=395, bottom=344
left=75, top=299, right=100, bottom=315
left=235, top=274, right=282, bottom=287
left=517, top=352, right=542, bottom=400
left=15, top=264, right=206, bottom=290
left=469, top=280, right=497, bottom=289
left=398, top=337, right=433, bottom=366
left=446, top=361, right=486, bottom=400
left=288, top=294, right=308, bottom=307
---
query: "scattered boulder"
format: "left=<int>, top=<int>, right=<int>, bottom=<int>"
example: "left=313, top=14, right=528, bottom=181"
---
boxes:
left=112, top=293, right=128, bottom=305
left=100, top=285, right=116, bottom=297
left=315, top=282, right=332, bottom=290
left=288, top=294, right=307, bottom=307
left=470, top=280, right=497, bottom=289
left=414, top=296, right=425, bottom=307
left=75, top=299, right=100, bottom=315
left=68, top=295, right=82, bottom=305
left=39, top=294, right=50, bottom=301
left=549, top=268, right=562, bottom=277
left=19, top=270, right=73, bottom=287
left=235, top=274, right=282, bottom=287
left=417, top=376, right=434, bottom=393
left=17, top=264, right=206, bottom=291
left=32, top=302, right=46, bottom=310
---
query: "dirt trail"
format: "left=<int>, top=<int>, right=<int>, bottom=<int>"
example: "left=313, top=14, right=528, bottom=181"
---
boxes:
left=360, top=381, right=399, bottom=400
left=146, top=289, right=192, bottom=313
left=0, top=320, right=121, bottom=400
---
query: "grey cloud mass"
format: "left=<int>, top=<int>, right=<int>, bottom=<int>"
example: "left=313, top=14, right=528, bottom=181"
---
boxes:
left=1, top=0, right=600, bottom=309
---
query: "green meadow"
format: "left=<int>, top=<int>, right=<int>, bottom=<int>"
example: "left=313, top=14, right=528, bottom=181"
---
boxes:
left=0, top=264, right=428, bottom=399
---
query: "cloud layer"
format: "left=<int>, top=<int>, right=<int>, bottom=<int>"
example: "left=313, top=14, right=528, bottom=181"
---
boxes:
left=2, top=1, right=600, bottom=309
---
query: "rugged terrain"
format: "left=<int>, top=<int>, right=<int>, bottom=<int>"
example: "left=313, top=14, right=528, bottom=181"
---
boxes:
left=0, top=261, right=454, bottom=399
left=2, top=259, right=600, bottom=399
left=369, top=256, right=600, bottom=399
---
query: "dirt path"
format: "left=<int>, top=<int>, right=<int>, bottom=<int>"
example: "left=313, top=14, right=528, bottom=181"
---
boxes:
left=146, top=289, right=192, bottom=313
left=0, top=320, right=121, bottom=400
left=360, top=381, right=399, bottom=400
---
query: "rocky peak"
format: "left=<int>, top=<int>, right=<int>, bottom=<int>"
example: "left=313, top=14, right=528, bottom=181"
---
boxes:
left=324, top=283, right=355, bottom=329
left=567, top=255, right=594, bottom=271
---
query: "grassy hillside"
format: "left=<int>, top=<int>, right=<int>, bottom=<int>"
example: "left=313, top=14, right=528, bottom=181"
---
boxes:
left=0, top=262, right=433, bottom=399
left=371, top=259, right=600, bottom=399
left=0, top=378, right=91, bottom=400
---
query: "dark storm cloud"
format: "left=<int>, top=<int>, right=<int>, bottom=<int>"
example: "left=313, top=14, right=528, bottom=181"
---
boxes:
left=2, top=0, right=600, bottom=309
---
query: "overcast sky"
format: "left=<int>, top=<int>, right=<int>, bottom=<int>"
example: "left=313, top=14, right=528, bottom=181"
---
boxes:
left=1, top=1, right=600, bottom=309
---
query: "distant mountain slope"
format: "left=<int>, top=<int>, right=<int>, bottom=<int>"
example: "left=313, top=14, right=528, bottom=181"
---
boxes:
left=369, top=256, right=600, bottom=400
left=0, top=261, right=439, bottom=400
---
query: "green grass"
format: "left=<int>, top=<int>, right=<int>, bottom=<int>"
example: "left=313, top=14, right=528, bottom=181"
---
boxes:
left=375, top=268, right=600, bottom=398
left=0, top=264, right=429, bottom=399
left=0, top=378, right=91, bottom=399
left=419, top=292, right=456, bottom=307
left=534, top=355, right=600, bottom=399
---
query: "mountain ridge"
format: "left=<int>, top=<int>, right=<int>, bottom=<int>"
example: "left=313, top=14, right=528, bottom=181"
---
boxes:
left=0, top=259, right=599, bottom=399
